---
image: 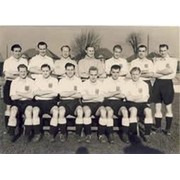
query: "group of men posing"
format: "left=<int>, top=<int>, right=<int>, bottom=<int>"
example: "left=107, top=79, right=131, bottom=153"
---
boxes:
left=2, top=41, right=177, bottom=144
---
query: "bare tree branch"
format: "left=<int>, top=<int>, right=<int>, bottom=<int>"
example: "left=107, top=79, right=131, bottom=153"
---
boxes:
left=126, top=33, right=141, bottom=55
left=71, top=30, right=101, bottom=61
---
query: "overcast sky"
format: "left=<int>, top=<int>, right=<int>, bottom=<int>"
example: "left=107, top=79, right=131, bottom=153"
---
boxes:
left=0, top=26, right=179, bottom=60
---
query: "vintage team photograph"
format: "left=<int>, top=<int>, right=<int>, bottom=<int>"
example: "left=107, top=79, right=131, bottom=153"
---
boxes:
left=0, top=26, right=179, bottom=154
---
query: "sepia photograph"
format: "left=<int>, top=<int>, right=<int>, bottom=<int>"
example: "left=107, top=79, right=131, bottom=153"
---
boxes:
left=0, top=26, right=179, bottom=154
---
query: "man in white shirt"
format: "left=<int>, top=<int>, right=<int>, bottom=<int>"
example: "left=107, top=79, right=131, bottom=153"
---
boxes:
left=130, top=45, right=154, bottom=103
left=54, top=45, right=78, bottom=79
left=78, top=45, right=105, bottom=80
left=103, top=65, right=130, bottom=143
left=3, top=44, right=28, bottom=128
left=153, top=44, right=177, bottom=135
left=81, top=66, right=106, bottom=143
left=33, top=64, right=59, bottom=142
left=125, top=67, right=153, bottom=142
left=28, top=41, right=54, bottom=80
left=58, top=63, right=83, bottom=142
left=8, top=64, right=35, bottom=142
left=105, top=45, right=129, bottom=77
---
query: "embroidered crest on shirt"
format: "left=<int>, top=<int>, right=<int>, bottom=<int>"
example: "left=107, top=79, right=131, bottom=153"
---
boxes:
left=138, top=88, right=143, bottom=93
left=95, top=89, right=99, bottom=95
left=74, top=85, right=77, bottom=91
left=25, top=85, right=30, bottom=91
left=48, top=83, right=53, bottom=88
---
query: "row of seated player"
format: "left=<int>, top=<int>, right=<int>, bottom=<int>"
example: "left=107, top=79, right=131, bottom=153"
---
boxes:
left=6, top=63, right=153, bottom=144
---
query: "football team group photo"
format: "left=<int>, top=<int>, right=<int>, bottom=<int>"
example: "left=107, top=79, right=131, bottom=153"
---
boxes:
left=0, top=26, right=179, bottom=154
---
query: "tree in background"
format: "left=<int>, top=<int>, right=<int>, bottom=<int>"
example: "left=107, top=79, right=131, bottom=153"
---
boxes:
left=126, top=32, right=142, bottom=55
left=71, top=29, right=101, bottom=61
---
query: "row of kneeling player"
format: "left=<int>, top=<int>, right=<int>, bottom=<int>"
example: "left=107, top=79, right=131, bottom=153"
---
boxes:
left=6, top=63, right=155, bottom=144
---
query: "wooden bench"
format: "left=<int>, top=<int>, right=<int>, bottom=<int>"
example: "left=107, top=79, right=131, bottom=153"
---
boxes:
left=41, top=114, right=142, bottom=135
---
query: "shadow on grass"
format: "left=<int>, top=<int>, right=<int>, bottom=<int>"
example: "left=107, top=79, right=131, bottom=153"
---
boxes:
left=75, top=146, right=89, bottom=154
left=124, top=136, right=164, bottom=154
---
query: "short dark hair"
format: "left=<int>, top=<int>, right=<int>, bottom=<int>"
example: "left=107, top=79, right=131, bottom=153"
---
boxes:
left=11, top=44, right=22, bottom=51
left=85, top=45, right=95, bottom=50
left=61, top=45, right=71, bottom=51
left=41, top=64, right=51, bottom=70
left=110, top=64, right=121, bottom=71
left=65, top=62, right=75, bottom=69
left=159, top=44, right=169, bottom=50
left=113, top=44, right=122, bottom=52
left=37, top=41, right=48, bottom=48
left=89, top=66, right=98, bottom=74
left=130, top=67, right=141, bottom=74
left=17, top=64, right=28, bottom=71
left=138, top=45, right=147, bottom=51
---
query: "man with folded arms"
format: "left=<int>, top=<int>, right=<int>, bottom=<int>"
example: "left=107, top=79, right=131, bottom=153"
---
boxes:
left=103, top=65, right=130, bottom=143
left=153, top=44, right=177, bottom=135
left=33, top=64, right=59, bottom=142
left=125, top=67, right=153, bottom=142
left=58, top=63, right=83, bottom=142
left=28, top=41, right=54, bottom=80
left=3, top=44, right=28, bottom=127
left=81, top=66, right=106, bottom=143
left=8, top=64, right=35, bottom=142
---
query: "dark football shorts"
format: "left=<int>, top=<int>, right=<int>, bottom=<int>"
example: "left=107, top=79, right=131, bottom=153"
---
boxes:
left=34, top=99, right=58, bottom=116
left=59, top=99, right=82, bottom=116
left=82, top=102, right=104, bottom=116
left=11, top=100, right=35, bottom=114
left=153, top=79, right=174, bottom=105
left=104, top=99, right=126, bottom=116
left=144, top=80, right=153, bottom=103
left=3, top=80, right=12, bottom=105
left=125, top=101, right=150, bottom=117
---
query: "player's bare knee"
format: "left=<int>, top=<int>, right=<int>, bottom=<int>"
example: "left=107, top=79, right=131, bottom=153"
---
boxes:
left=107, top=108, right=113, bottom=117
left=10, top=106, right=18, bottom=116
left=33, top=106, right=40, bottom=115
left=129, top=107, right=137, bottom=117
left=144, top=108, right=152, bottom=118
left=51, top=106, right=58, bottom=116
left=59, top=106, right=65, bottom=113
left=165, top=104, right=173, bottom=115
left=83, top=106, right=91, bottom=117
left=155, top=103, right=162, bottom=113
left=25, top=106, right=33, bottom=116
left=76, top=106, right=83, bottom=117
left=99, top=107, right=106, bottom=118
left=121, top=107, right=128, bottom=118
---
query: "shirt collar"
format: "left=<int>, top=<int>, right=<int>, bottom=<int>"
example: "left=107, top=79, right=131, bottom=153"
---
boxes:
left=11, top=56, right=21, bottom=61
left=61, top=57, right=71, bottom=61
left=65, top=75, right=75, bottom=80
left=85, top=55, right=96, bottom=60
left=37, top=54, right=47, bottom=59
left=138, top=57, right=147, bottom=61
left=160, top=54, right=170, bottom=60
